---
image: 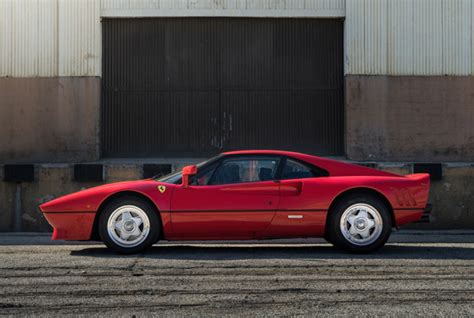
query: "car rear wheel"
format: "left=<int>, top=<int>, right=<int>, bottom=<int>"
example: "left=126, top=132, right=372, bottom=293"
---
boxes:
left=99, top=196, right=161, bottom=254
left=327, top=194, right=392, bottom=253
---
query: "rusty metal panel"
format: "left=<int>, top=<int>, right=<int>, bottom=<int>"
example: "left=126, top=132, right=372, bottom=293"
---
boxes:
left=345, top=0, right=474, bottom=75
left=102, top=18, right=344, bottom=157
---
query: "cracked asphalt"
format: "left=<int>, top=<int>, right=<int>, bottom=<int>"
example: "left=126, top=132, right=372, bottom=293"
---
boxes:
left=0, top=231, right=473, bottom=317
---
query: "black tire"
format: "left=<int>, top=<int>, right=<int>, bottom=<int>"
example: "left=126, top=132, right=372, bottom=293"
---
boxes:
left=326, top=194, right=392, bottom=253
left=99, top=196, right=161, bottom=254
left=324, top=233, right=335, bottom=245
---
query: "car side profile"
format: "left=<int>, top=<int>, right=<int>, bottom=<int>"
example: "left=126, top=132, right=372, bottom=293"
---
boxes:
left=39, top=150, right=430, bottom=254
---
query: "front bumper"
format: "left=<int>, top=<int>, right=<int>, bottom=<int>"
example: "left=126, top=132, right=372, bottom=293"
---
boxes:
left=43, top=212, right=95, bottom=240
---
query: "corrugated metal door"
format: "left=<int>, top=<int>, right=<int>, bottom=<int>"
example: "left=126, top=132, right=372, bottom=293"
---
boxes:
left=102, top=18, right=343, bottom=157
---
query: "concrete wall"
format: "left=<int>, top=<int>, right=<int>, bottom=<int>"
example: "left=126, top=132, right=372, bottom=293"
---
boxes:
left=345, top=76, right=474, bottom=162
left=1, top=162, right=473, bottom=232
left=0, top=164, right=145, bottom=232
left=379, top=163, right=474, bottom=230
left=0, top=77, right=100, bottom=163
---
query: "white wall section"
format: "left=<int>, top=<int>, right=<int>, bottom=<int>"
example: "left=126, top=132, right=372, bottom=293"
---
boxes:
left=345, top=0, right=474, bottom=75
left=2, top=0, right=474, bottom=77
left=100, top=0, right=346, bottom=17
left=0, top=0, right=100, bottom=77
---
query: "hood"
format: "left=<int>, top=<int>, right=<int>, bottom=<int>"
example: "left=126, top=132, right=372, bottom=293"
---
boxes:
left=40, top=179, right=176, bottom=213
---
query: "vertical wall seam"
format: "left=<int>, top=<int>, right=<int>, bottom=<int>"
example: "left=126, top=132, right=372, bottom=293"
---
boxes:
left=441, top=0, right=444, bottom=74
left=10, top=2, right=13, bottom=76
left=407, top=0, right=415, bottom=75
left=56, top=0, right=59, bottom=77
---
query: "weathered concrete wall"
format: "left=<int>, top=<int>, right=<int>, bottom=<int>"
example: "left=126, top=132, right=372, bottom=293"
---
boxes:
left=0, top=163, right=147, bottom=232
left=0, top=77, right=100, bottom=163
left=377, top=163, right=474, bottom=230
left=1, top=162, right=473, bottom=232
left=346, top=76, right=474, bottom=162
left=0, top=167, right=14, bottom=231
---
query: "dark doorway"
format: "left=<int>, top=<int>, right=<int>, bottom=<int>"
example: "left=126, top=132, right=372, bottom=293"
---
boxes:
left=102, top=18, right=344, bottom=157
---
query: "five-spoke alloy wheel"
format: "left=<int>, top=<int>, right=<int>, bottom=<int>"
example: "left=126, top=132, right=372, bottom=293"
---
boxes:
left=99, top=196, right=161, bottom=254
left=107, top=205, right=150, bottom=248
left=340, top=203, right=383, bottom=246
left=327, top=194, right=392, bottom=253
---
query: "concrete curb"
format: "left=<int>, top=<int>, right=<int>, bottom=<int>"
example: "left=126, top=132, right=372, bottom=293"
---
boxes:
left=1, top=230, right=474, bottom=245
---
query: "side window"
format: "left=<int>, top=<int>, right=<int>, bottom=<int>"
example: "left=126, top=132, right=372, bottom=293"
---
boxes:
left=190, top=163, right=218, bottom=186
left=209, top=158, right=280, bottom=185
left=281, top=159, right=320, bottom=180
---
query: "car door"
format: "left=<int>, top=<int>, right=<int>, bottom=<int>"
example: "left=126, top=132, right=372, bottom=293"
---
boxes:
left=169, top=156, right=281, bottom=239
left=263, top=158, right=328, bottom=238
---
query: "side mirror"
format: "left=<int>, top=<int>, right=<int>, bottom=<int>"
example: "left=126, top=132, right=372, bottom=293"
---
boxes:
left=181, top=165, right=197, bottom=188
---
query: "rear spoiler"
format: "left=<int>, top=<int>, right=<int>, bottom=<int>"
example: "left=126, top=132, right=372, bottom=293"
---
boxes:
left=406, top=173, right=430, bottom=183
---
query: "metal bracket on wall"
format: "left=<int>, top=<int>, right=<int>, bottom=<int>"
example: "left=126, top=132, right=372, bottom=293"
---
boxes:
left=413, top=163, right=442, bottom=181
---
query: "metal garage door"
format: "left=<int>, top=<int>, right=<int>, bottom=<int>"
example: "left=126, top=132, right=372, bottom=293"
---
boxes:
left=102, top=18, right=343, bottom=157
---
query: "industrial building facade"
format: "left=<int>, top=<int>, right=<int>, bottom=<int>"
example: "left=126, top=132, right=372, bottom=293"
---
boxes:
left=1, top=0, right=474, bottom=232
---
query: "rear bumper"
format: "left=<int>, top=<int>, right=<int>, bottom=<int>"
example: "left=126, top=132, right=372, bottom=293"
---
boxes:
left=394, top=208, right=425, bottom=226
left=43, top=212, right=95, bottom=240
left=416, top=203, right=432, bottom=224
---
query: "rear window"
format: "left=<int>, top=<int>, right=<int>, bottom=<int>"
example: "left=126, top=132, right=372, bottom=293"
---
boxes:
left=281, top=158, right=328, bottom=180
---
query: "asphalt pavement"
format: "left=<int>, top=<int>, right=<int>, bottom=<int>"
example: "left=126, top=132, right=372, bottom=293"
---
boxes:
left=0, top=230, right=473, bottom=317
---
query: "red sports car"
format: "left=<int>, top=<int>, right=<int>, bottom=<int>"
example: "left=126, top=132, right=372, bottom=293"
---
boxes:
left=39, top=150, right=430, bottom=254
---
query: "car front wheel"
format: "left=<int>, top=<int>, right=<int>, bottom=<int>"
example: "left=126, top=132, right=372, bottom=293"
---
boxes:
left=327, top=194, right=392, bottom=253
left=99, top=197, right=161, bottom=254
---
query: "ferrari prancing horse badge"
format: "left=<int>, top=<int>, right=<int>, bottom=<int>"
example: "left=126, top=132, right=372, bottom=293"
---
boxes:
left=158, top=185, right=166, bottom=194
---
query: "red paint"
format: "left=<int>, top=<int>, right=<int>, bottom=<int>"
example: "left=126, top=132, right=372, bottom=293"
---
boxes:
left=263, top=212, right=327, bottom=238
left=167, top=212, right=275, bottom=240
left=169, top=181, right=278, bottom=238
left=39, top=150, right=431, bottom=242
left=182, top=164, right=197, bottom=188
left=43, top=212, right=95, bottom=240
left=393, top=209, right=424, bottom=226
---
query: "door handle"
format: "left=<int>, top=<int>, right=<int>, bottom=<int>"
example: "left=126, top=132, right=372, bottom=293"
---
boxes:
left=280, top=181, right=302, bottom=196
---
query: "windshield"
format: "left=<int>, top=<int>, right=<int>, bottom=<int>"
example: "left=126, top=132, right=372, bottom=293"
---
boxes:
left=155, top=155, right=221, bottom=184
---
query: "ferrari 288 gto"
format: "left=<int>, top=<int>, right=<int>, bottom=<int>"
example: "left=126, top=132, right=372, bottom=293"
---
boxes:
left=39, top=150, right=430, bottom=254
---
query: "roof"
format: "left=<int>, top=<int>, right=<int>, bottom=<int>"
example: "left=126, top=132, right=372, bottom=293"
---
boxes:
left=221, top=149, right=399, bottom=177
left=222, top=149, right=310, bottom=157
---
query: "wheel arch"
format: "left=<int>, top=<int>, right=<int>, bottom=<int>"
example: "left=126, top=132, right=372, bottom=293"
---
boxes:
left=325, top=187, right=395, bottom=237
left=90, top=191, right=164, bottom=241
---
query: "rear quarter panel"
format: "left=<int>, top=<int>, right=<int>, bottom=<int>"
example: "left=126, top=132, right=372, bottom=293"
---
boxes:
left=278, top=174, right=430, bottom=227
